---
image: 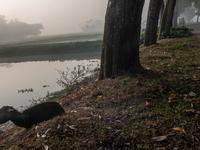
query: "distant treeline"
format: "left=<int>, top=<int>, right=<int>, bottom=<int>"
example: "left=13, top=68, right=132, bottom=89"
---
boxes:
left=82, top=19, right=104, bottom=33
left=0, top=15, right=44, bottom=40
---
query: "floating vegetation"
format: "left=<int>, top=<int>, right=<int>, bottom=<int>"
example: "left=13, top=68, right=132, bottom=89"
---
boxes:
left=42, top=85, right=50, bottom=88
left=18, top=88, right=33, bottom=93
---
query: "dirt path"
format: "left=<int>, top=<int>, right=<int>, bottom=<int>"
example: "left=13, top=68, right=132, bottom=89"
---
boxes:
left=185, top=23, right=200, bottom=38
left=185, top=22, right=200, bottom=31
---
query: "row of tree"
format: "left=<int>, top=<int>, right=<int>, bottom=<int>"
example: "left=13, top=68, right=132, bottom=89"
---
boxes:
left=99, top=0, right=199, bottom=80
left=82, top=19, right=104, bottom=33
left=0, top=15, right=44, bottom=40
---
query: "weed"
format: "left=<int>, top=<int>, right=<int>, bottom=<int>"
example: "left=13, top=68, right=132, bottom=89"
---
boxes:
left=56, top=63, right=99, bottom=91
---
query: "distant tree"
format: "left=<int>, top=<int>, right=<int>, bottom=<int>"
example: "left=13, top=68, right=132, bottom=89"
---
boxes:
left=144, top=0, right=163, bottom=46
left=0, top=15, right=44, bottom=40
left=99, top=0, right=145, bottom=80
left=182, top=6, right=196, bottom=22
left=82, top=19, right=104, bottom=32
left=194, top=1, right=200, bottom=22
left=158, top=0, right=177, bottom=39
left=196, top=10, right=200, bottom=22
left=0, top=15, right=8, bottom=40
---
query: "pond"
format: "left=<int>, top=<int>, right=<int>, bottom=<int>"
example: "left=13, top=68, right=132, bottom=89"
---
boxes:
left=0, top=52, right=100, bottom=109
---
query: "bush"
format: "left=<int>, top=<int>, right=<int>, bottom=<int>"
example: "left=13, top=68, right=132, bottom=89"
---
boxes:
left=170, top=26, right=193, bottom=38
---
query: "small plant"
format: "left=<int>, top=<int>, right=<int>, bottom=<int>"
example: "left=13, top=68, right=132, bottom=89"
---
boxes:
left=56, top=63, right=99, bottom=90
left=140, top=32, right=145, bottom=40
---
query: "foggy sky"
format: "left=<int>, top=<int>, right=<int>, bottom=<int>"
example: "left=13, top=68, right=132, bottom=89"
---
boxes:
left=0, top=0, right=149, bottom=35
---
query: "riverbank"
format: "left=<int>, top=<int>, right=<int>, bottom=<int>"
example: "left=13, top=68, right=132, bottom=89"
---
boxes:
left=0, top=40, right=102, bottom=58
left=1, top=35, right=200, bottom=149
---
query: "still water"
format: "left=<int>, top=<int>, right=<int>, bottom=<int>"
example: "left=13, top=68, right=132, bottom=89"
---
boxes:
left=0, top=53, right=100, bottom=108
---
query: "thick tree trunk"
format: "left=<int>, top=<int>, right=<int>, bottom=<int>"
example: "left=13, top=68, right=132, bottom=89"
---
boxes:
left=158, top=0, right=177, bottom=39
left=197, top=15, right=199, bottom=22
left=144, top=0, right=163, bottom=46
left=99, top=0, right=145, bottom=80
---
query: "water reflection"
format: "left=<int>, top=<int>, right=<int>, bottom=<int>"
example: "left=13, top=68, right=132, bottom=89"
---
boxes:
left=0, top=52, right=100, bottom=108
left=0, top=63, right=13, bottom=68
left=0, top=52, right=101, bottom=63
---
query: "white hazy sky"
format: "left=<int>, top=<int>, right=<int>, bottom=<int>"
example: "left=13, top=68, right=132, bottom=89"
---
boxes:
left=0, top=0, right=149, bottom=35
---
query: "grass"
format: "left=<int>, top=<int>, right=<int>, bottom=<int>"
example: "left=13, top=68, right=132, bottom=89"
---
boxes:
left=0, top=32, right=103, bottom=46
left=0, top=35, right=200, bottom=149
left=0, top=40, right=102, bottom=58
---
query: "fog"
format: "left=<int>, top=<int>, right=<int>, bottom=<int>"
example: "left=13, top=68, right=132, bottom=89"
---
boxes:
left=0, top=0, right=149, bottom=36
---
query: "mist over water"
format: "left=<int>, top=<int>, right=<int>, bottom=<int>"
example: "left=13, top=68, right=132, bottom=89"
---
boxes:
left=0, top=0, right=150, bottom=36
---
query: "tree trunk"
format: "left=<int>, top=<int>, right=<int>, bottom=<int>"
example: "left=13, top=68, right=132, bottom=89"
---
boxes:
left=159, top=0, right=165, bottom=21
left=99, top=0, right=145, bottom=80
left=197, top=15, right=199, bottom=22
left=144, top=0, right=163, bottom=46
left=158, top=0, right=177, bottom=39
left=173, top=0, right=179, bottom=27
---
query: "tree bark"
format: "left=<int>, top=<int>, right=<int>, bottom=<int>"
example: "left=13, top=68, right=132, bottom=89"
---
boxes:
left=144, top=0, right=163, bottom=46
left=173, top=0, right=179, bottom=27
left=159, top=0, right=165, bottom=21
left=99, top=0, right=145, bottom=80
left=158, top=0, right=177, bottom=39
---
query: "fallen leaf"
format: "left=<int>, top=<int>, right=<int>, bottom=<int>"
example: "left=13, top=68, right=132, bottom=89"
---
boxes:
left=173, top=127, right=186, bottom=134
left=71, top=110, right=77, bottom=113
left=57, top=124, right=61, bottom=129
left=168, top=99, right=174, bottom=107
left=151, top=135, right=168, bottom=141
left=41, top=128, right=51, bottom=138
left=168, top=94, right=177, bottom=100
left=156, top=147, right=165, bottom=150
left=189, top=92, right=196, bottom=97
left=115, top=130, right=120, bottom=134
left=42, top=143, right=48, bottom=150
left=78, top=117, right=90, bottom=121
left=100, top=87, right=109, bottom=89
left=106, top=127, right=113, bottom=130
left=68, top=125, right=77, bottom=131
left=27, top=133, right=37, bottom=138
left=96, top=80, right=102, bottom=84
left=165, top=132, right=176, bottom=137
left=37, top=132, right=40, bottom=138
left=44, top=128, right=51, bottom=135
left=35, top=126, right=39, bottom=130
left=183, top=109, right=196, bottom=115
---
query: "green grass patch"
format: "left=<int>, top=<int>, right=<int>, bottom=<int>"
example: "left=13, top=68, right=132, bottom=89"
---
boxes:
left=0, top=40, right=102, bottom=58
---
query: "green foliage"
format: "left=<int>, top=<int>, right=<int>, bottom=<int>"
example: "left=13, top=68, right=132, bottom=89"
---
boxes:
left=140, top=32, right=145, bottom=40
left=170, top=26, right=193, bottom=38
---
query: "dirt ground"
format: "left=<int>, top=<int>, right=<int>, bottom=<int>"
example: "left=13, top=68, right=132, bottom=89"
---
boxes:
left=0, top=34, right=200, bottom=149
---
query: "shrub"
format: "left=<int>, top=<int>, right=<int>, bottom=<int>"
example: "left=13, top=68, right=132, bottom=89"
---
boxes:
left=170, top=26, right=193, bottom=38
